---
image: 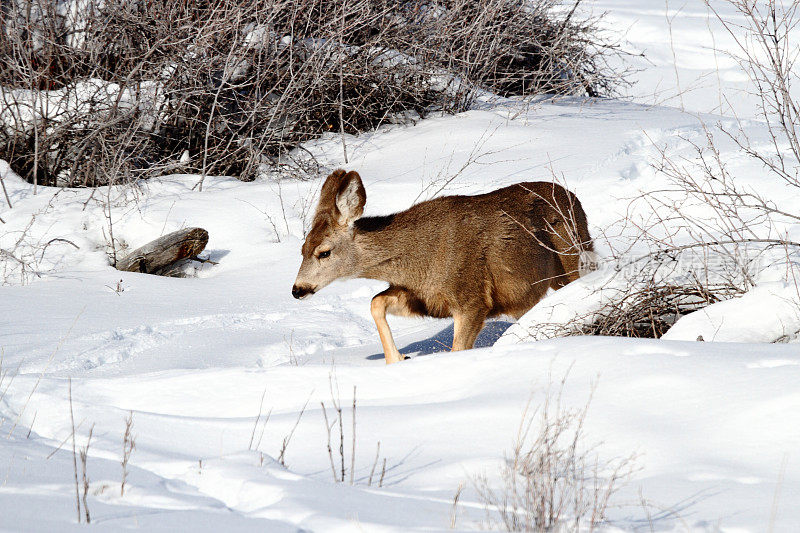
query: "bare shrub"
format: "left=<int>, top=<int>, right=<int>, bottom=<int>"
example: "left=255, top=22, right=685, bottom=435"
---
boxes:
left=0, top=215, right=43, bottom=284
left=474, top=377, right=635, bottom=531
left=1, top=0, right=629, bottom=187
left=501, top=247, right=755, bottom=341
left=627, top=1, right=800, bottom=326
left=574, top=243, right=754, bottom=339
left=409, top=0, right=631, bottom=102
left=671, top=2, right=799, bottom=257
left=582, top=280, right=742, bottom=338
left=560, top=1, right=800, bottom=340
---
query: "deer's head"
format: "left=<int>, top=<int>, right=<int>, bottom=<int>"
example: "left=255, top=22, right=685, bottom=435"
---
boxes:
left=292, top=170, right=366, bottom=299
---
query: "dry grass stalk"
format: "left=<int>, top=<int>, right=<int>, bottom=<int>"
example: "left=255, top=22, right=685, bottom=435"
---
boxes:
left=121, top=411, right=135, bottom=497
left=320, top=382, right=381, bottom=487
left=80, top=424, right=94, bottom=524
left=368, top=441, right=381, bottom=487
left=328, top=372, right=347, bottom=483
left=350, top=385, right=356, bottom=485
left=248, top=387, right=267, bottom=450
left=337, top=394, right=345, bottom=483
left=278, top=393, right=310, bottom=467
left=69, top=378, right=81, bottom=524
left=451, top=482, right=465, bottom=529
left=320, top=400, right=338, bottom=482
left=475, top=376, right=635, bottom=531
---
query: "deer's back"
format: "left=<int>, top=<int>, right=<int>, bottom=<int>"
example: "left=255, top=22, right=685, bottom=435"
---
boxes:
left=383, top=182, right=591, bottom=319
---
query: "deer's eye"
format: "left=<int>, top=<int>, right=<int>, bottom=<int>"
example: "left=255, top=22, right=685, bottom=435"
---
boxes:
left=318, top=250, right=331, bottom=259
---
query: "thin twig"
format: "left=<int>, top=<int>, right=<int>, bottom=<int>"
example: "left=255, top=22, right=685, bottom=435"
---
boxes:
left=350, top=385, right=356, bottom=485
left=249, top=387, right=267, bottom=450
left=368, top=441, right=380, bottom=486
left=379, top=457, right=387, bottom=487
left=80, top=424, right=94, bottom=524
left=69, top=378, right=81, bottom=524
left=121, top=411, right=135, bottom=497
left=321, top=401, right=338, bottom=482
left=278, top=393, right=312, bottom=467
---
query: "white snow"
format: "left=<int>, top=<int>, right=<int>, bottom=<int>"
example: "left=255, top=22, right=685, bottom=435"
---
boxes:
left=1, top=78, right=165, bottom=136
left=663, top=281, right=800, bottom=343
left=1, top=2, right=799, bottom=532
left=593, top=0, right=795, bottom=119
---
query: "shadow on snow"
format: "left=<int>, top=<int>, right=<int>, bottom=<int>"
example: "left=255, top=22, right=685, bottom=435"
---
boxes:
left=366, top=320, right=514, bottom=360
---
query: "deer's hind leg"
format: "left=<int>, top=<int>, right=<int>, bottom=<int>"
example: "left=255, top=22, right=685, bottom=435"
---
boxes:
left=452, top=308, right=488, bottom=351
left=370, top=286, right=425, bottom=365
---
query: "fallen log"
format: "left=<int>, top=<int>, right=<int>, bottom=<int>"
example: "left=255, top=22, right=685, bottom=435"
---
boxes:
left=116, top=227, right=209, bottom=274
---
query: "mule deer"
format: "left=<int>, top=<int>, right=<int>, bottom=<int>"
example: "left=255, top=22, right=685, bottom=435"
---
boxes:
left=292, top=169, right=594, bottom=364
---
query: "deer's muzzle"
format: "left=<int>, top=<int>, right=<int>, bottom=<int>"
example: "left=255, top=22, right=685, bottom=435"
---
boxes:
left=292, top=285, right=315, bottom=300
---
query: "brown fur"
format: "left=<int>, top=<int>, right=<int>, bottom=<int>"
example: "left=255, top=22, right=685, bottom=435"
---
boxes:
left=293, top=170, right=594, bottom=364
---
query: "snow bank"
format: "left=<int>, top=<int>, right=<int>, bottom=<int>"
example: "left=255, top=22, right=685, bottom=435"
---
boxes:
left=663, top=282, right=800, bottom=343
left=1, top=94, right=798, bottom=530
left=496, top=268, right=624, bottom=344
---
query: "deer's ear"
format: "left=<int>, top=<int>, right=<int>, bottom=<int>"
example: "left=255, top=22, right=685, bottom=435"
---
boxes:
left=335, top=171, right=366, bottom=226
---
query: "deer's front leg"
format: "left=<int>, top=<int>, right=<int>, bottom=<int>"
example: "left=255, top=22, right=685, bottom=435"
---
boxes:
left=452, top=309, right=488, bottom=351
left=370, top=286, right=421, bottom=364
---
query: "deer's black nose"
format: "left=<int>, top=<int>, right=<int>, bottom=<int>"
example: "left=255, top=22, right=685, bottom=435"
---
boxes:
left=292, top=285, right=313, bottom=299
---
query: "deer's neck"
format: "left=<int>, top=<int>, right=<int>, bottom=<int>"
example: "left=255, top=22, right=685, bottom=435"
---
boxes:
left=353, top=214, right=423, bottom=286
